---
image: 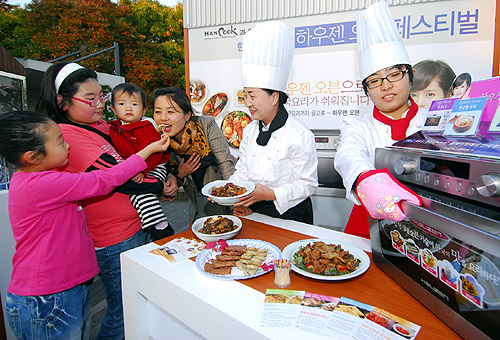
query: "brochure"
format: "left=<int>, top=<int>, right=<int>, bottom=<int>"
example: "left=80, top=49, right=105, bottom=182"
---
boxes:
left=423, top=98, right=458, bottom=132
left=261, top=289, right=421, bottom=339
left=149, top=237, right=206, bottom=263
left=443, top=97, right=487, bottom=137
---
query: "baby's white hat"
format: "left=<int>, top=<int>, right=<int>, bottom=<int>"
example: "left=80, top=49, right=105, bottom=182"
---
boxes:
left=242, top=21, right=294, bottom=92
left=357, top=1, right=411, bottom=81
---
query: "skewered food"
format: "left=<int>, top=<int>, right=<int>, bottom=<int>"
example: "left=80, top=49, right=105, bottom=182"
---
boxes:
left=293, top=241, right=361, bottom=276
left=199, top=216, right=237, bottom=234
left=157, top=124, right=167, bottom=133
left=211, top=183, right=247, bottom=197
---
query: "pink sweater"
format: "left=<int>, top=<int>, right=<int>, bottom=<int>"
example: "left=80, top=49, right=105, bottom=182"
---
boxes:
left=8, top=155, right=146, bottom=296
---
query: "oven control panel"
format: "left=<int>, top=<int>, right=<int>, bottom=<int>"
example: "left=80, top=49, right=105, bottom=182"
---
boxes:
left=375, top=147, right=500, bottom=208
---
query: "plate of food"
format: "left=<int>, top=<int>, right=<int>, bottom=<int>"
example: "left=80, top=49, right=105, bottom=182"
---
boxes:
left=221, top=110, right=252, bottom=149
left=201, top=180, right=255, bottom=206
left=282, top=239, right=370, bottom=281
left=189, top=79, right=207, bottom=104
left=203, top=92, right=228, bottom=117
left=195, top=239, right=281, bottom=280
left=192, top=215, right=242, bottom=242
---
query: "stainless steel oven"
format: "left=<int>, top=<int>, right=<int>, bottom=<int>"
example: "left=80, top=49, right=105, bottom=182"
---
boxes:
left=311, top=130, right=353, bottom=230
left=372, top=131, right=500, bottom=340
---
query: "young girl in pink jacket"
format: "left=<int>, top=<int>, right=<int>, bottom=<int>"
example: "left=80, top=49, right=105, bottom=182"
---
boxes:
left=0, top=111, right=168, bottom=340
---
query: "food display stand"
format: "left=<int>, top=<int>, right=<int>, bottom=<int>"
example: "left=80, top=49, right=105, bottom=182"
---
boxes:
left=121, top=213, right=461, bottom=339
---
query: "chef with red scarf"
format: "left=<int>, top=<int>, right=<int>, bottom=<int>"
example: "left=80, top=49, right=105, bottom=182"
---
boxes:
left=334, top=1, right=425, bottom=239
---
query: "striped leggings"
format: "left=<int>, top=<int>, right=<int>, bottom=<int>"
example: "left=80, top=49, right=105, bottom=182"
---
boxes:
left=130, top=193, right=167, bottom=229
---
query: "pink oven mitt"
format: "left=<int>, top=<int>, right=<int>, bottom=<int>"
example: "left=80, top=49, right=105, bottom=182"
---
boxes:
left=355, top=168, right=422, bottom=221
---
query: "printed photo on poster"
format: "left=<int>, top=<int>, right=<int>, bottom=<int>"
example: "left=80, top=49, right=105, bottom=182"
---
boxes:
left=443, top=97, right=487, bottom=137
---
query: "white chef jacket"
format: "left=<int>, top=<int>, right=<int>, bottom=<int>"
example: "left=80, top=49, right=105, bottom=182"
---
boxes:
left=230, top=116, right=318, bottom=215
left=334, top=106, right=428, bottom=204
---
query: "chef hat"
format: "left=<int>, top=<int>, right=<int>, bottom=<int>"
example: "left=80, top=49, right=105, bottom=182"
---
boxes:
left=357, top=1, right=411, bottom=81
left=242, top=21, right=294, bottom=92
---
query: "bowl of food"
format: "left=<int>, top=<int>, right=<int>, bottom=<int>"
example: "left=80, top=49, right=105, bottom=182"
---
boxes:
left=452, top=115, right=474, bottom=133
left=192, top=215, right=242, bottom=242
left=393, top=323, right=414, bottom=338
left=201, top=180, right=255, bottom=206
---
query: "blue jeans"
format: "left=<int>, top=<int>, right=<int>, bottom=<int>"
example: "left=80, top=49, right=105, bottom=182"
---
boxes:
left=5, top=283, right=91, bottom=340
left=95, top=229, right=148, bottom=340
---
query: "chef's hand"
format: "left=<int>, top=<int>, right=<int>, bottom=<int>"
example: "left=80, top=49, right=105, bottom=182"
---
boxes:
left=178, top=154, right=201, bottom=179
left=131, top=173, right=144, bottom=184
left=162, top=174, right=179, bottom=201
left=355, top=168, right=421, bottom=221
left=233, top=206, right=253, bottom=216
left=233, top=184, right=275, bottom=207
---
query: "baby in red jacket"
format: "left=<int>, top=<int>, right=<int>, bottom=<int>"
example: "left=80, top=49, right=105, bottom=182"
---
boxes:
left=109, top=83, right=175, bottom=239
left=109, top=83, right=170, bottom=175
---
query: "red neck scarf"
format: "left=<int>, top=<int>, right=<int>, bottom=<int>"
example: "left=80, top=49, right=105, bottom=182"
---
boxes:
left=373, top=97, right=419, bottom=141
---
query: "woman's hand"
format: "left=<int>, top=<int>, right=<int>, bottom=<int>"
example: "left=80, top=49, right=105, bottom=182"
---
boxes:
left=162, top=173, right=179, bottom=201
left=131, top=172, right=144, bottom=184
left=233, top=206, right=253, bottom=216
left=178, top=154, right=201, bottom=179
left=233, top=183, right=275, bottom=207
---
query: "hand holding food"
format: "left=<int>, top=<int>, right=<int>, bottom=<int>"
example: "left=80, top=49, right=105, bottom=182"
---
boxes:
left=136, top=133, right=170, bottom=160
left=233, top=184, right=275, bottom=207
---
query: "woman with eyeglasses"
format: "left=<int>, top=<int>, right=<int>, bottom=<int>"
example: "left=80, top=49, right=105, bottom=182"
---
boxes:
left=334, top=2, right=424, bottom=239
left=36, top=62, right=177, bottom=340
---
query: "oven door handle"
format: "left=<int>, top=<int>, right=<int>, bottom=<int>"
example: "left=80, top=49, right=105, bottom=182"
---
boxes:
left=400, top=200, right=500, bottom=258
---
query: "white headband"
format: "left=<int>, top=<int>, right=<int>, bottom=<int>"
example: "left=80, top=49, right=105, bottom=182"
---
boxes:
left=55, top=63, right=84, bottom=93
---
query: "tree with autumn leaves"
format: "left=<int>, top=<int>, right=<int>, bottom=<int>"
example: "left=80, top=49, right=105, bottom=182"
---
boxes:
left=0, top=0, right=184, bottom=102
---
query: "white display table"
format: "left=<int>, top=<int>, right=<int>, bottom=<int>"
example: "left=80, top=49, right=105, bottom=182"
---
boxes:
left=121, top=213, right=370, bottom=340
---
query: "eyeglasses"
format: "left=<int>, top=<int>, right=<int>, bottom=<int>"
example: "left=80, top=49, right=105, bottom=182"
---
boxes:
left=72, top=93, right=110, bottom=107
left=364, top=69, right=409, bottom=89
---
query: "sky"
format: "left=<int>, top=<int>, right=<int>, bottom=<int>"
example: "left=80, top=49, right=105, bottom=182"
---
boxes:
left=7, top=0, right=182, bottom=7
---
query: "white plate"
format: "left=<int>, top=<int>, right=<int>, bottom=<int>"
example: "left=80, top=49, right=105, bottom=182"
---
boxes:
left=201, top=180, right=255, bottom=206
left=195, top=239, right=281, bottom=280
left=282, top=239, right=370, bottom=281
left=393, top=323, right=414, bottom=338
left=192, top=215, right=242, bottom=242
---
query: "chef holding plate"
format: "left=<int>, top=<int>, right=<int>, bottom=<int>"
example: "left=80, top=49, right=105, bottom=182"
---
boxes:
left=229, top=20, right=318, bottom=224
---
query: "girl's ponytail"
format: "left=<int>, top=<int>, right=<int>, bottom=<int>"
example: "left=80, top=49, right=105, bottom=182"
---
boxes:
left=0, top=111, right=51, bottom=166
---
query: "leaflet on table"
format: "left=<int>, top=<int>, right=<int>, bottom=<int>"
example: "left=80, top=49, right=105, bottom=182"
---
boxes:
left=149, top=237, right=206, bottom=263
left=261, top=289, right=420, bottom=339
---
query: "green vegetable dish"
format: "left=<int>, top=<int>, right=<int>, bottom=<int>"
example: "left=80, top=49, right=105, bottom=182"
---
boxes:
left=293, top=242, right=361, bottom=276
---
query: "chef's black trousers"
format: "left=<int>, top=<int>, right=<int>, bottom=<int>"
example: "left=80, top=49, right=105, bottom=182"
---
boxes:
left=250, top=197, right=313, bottom=224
